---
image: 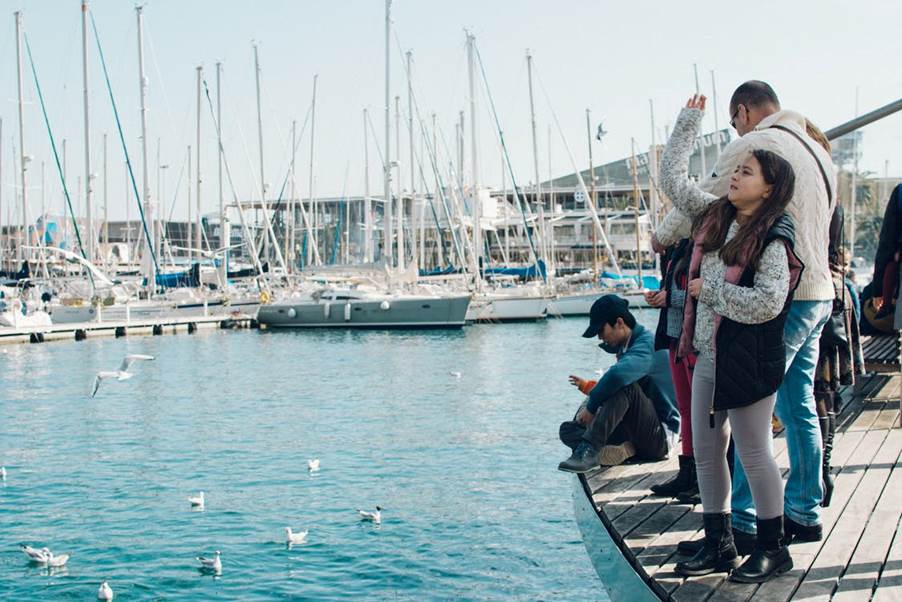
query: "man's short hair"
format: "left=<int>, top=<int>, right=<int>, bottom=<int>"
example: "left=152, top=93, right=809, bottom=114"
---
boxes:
left=730, top=80, right=781, bottom=112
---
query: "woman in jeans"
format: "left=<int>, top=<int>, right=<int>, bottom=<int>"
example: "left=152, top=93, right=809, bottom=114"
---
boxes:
left=663, top=95, right=804, bottom=583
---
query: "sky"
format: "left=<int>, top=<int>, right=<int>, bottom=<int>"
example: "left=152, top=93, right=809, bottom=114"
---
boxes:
left=1, top=0, right=901, bottom=223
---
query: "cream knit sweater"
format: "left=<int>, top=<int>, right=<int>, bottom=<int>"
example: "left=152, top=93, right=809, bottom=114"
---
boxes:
left=655, top=109, right=836, bottom=301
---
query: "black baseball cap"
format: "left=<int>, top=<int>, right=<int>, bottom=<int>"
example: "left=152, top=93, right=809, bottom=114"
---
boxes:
left=581, top=294, right=630, bottom=338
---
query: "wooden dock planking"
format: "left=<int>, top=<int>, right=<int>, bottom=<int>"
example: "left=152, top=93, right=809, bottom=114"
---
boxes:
left=832, top=432, right=902, bottom=601
left=791, top=429, right=901, bottom=600
left=873, top=516, right=902, bottom=601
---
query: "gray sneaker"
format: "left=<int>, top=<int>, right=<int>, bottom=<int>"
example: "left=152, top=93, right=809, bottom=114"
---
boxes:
left=558, top=442, right=601, bottom=473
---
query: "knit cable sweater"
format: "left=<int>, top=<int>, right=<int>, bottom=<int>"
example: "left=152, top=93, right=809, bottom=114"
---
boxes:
left=660, top=108, right=789, bottom=357
left=656, top=108, right=835, bottom=301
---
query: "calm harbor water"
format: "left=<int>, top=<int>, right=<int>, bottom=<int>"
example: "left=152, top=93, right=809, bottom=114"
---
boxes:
left=0, top=312, right=657, bottom=600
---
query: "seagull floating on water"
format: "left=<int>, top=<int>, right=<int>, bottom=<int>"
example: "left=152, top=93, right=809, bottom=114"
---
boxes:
left=188, top=491, right=205, bottom=508
left=357, top=506, right=382, bottom=524
left=285, top=527, right=309, bottom=544
left=21, top=545, right=50, bottom=563
left=0, top=466, right=6, bottom=480
left=91, top=354, right=155, bottom=397
left=307, top=458, right=320, bottom=472
left=97, top=581, right=114, bottom=600
left=45, top=550, right=70, bottom=568
left=197, top=550, right=222, bottom=573
left=449, top=371, right=462, bottom=378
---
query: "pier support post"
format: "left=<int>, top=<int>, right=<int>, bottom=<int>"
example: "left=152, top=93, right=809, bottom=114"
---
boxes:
left=188, top=322, right=197, bottom=334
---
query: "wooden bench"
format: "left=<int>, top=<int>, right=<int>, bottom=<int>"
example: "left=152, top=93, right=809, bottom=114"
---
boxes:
left=863, top=333, right=902, bottom=373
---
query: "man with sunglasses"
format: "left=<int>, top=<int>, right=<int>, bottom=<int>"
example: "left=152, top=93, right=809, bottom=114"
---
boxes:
left=558, top=295, right=679, bottom=473
left=655, top=80, right=837, bottom=554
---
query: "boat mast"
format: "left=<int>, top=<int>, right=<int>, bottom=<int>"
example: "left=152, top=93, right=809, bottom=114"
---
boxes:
left=407, top=50, right=417, bottom=269
left=394, top=94, right=404, bottom=271
left=526, top=51, right=541, bottom=215
left=81, top=0, right=95, bottom=263
left=195, top=65, right=203, bottom=255
left=15, top=11, right=28, bottom=263
left=287, top=118, right=295, bottom=270
left=466, top=32, right=481, bottom=284
left=693, top=63, right=706, bottom=179
left=586, top=109, right=598, bottom=277
left=363, top=108, right=372, bottom=263
left=136, top=6, right=156, bottom=290
left=249, top=45, right=286, bottom=275
left=710, top=70, right=721, bottom=158
left=103, top=132, right=108, bottom=258
left=383, top=0, right=393, bottom=268
left=307, top=74, right=318, bottom=267
left=216, top=61, right=227, bottom=282
left=253, top=42, right=268, bottom=264
left=630, top=137, right=643, bottom=286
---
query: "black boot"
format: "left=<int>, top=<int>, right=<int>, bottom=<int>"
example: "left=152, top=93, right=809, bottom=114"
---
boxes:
left=783, top=515, right=822, bottom=544
left=677, top=526, right=756, bottom=556
left=674, top=513, right=741, bottom=576
left=820, top=414, right=835, bottom=508
left=558, top=442, right=600, bottom=473
left=731, top=516, right=793, bottom=583
left=651, top=455, right=697, bottom=497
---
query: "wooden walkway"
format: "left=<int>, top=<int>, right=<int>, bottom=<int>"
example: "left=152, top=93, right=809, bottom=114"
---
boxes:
left=576, top=337, right=902, bottom=601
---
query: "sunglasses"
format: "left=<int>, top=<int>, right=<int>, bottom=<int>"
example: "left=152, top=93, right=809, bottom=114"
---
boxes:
left=730, top=106, right=741, bottom=129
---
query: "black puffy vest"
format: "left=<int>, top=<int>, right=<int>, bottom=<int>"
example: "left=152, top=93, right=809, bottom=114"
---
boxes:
left=713, top=215, right=805, bottom=411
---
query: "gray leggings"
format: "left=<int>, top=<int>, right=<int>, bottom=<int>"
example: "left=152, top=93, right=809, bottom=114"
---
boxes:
left=691, top=354, right=783, bottom=519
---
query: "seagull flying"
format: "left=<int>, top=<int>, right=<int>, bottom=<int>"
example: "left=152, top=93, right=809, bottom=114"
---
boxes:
left=197, top=550, right=222, bottom=573
left=188, top=491, right=205, bottom=508
left=285, top=527, right=308, bottom=545
left=91, top=354, right=155, bottom=397
left=357, top=506, right=383, bottom=524
left=307, top=458, right=320, bottom=472
left=97, top=581, right=114, bottom=600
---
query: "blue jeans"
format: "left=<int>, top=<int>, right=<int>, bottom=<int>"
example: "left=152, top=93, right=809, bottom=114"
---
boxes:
left=731, top=300, right=833, bottom=533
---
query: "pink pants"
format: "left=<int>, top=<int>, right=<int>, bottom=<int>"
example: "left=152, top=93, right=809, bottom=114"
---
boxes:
left=669, top=344, right=696, bottom=457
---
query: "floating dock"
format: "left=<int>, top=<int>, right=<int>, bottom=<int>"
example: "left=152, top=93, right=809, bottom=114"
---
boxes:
left=572, top=333, right=902, bottom=601
left=0, top=313, right=257, bottom=345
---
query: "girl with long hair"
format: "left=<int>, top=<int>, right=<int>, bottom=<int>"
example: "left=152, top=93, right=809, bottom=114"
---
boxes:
left=663, top=95, right=804, bottom=583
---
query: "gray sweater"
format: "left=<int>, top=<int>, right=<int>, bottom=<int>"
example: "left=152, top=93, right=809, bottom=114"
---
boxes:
left=660, top=108, right=789, bottom=358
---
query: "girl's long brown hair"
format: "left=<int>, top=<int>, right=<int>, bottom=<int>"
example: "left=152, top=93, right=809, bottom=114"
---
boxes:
left=694, top=149, right=796, bottom=270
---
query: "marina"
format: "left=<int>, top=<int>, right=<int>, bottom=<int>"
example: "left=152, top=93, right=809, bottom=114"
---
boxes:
left=1, top=0, right=902, bottom=600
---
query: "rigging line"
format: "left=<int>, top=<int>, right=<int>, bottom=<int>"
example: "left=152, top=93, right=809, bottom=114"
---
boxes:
left=143, top=14, right=187, bottom=161
left=165, top=146, right=189, bottom=224
left=200, top=77, right=268, bottom=287
left=262, top=102, right=314, bottom=231
left=472, top=40, right=543, bottom=279
left=417, top=115, right=468, bottom=270
left=89, top=10, right=158, bottom=272
left=385, top=35, right=467, bottom=269
left=22, top=32, right=90, bottom=270
left=532, top=57, right=622, bottom=276
left=412, top=139, right=450, bottom=264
